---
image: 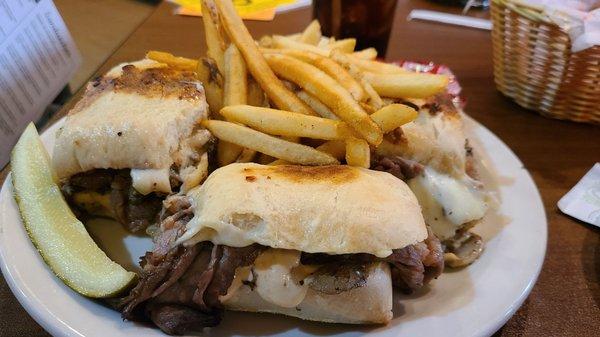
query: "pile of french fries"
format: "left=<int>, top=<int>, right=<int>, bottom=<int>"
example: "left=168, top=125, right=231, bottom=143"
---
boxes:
left=146, top=0, right=449, bottom=169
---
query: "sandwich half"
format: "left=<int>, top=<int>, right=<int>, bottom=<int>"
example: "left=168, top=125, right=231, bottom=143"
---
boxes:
left=372, top=94, right=489, bottom=267
left=120, top=163, right=443, bottom=335
left=53, top=59, right=211, bottom=232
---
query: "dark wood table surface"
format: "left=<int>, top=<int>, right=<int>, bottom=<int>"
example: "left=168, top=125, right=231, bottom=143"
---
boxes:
left=1, top=0, right=598, bottom=336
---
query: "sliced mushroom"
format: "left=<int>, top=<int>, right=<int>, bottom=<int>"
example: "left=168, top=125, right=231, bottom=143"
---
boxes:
left=443, top=231, right=484, bottom=268
left=308, top=263, right=368, bottom=295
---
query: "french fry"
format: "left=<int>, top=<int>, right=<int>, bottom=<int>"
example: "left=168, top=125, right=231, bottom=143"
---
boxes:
left=146, top=51, right=197, bottom=71
left=196, top=57, right=223, bottom=115
left=217, top=141, right=243, bottom=166
left=364, top=72, right=449, bottom=99
left=352, top=48, right=378, bottom=60
left=223, top=44, right=247, bottom=106
left=286, top=33, right=301, bottom=41
left=258, top=35, right=274, bottom=48
left=272, top=35, right=330, bottom=56
left=220, top=105, right=345, bottom=140
left=202, top=120, right=339, bottom=165
left=331, top=51, right=407, bottom=75
left=264, top=54, right=383, bottom=145
left=269, top=159, right=290, bottom=165
left=296, top=90, right=339, bottom=120
left=330, top=38, right=356, bottom=53
left=317, top=36, right=334, bottom=49
left=236, top=148, right=256, bottom=163
left=360, top=102, right=377, bottom=114
left=330, top=50, right=383, bottom=110
left=215, top=0, right=316, bottom=116
left=262, top=48, right=366, bottom=101
left=299, top=20, right=322, bottom=45
left=273, top=140, right=344, bottom=164
left=360, top=77, right=384, bottom=110
left=345, top=137, right=370, bottom=168
left=370, top=104, right=418, bottom=133
left=316, top=140, right=346, bottom=161
left=247, top=78, right=267, bottom=107
left=282, top=136, right=301, bottom=143
left=201, top=0, right=226, bottom=71
left=222, top=44, right=255, bottom=164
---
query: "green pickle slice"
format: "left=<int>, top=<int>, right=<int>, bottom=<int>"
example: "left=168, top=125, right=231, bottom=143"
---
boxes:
left=11, top=123, right=136, bottom=298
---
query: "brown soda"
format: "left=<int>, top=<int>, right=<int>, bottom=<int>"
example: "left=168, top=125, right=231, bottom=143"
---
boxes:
left=313, top=0, right=398, bottom=57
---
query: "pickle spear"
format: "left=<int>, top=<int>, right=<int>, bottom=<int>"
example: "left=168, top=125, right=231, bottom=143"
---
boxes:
left=11, top=123, right=136, bottom=298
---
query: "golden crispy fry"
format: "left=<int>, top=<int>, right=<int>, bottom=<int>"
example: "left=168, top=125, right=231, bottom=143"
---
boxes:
left=317, top=36, right=334, bottom=49
left=262, top=48, right=366, bottom=101
left=215, top=0, right=316, bottom=116
left=345, top=137, right=370, bottom=168
left=222, top=44, right=253, bottom=164
left=299, top=20, right=322, bottom=45
left=352, top=48, right=378, bottom=60
left=330, top=38, right=356, bottom=52
left=247, top=78, right=267, bottom=107
left=330, top=51, right=383, bottom=110
left=201, top=0, right=226, bottom=71
left=282, top=136, right=301, bottom=143
left=236, top=148, right=256, bottom=163
left=202, top=120, right=339, bottom=165
left=217, top=141, right=243, bottom=166
left=223, top=44, right=247, bottom=106
left=364, top=73, right=449, bottom=99
left=258, top=35, right=274, bottom=48
left=360, top=102, right=377, bottom=114
left=264, top=54, right=383, bottom=145
left=316, top=140, right=346, bottom=161
left=146, top=51, right=197, bottom=70
left=196, top=57, right=223, bottom=115
left=296, top=90, right=339, bottom=120
left=359, top=60, right=407, bottom=74
left=286, top=33, right=301, bottom=41
left=272, top=140, right=345, bottom=164
left=332, top=50, right=405, bottom=74
left=360, top=76, right=384, bottom=110
left=272, top=35, right=330, bottom=56
left=220, top=105, right=345, bottom=140
left=269, top=159, right=290, bottom=165
left=370, top=104, right=418, bottom=133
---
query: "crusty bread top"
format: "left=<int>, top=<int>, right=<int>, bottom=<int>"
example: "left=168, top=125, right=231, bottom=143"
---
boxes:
left=177, top=163, right=427, bottom=257
left=52, top=59, right=208, bottom=180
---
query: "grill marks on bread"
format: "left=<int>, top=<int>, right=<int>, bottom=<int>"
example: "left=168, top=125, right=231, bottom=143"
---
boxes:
left=241, top=165, right=359, bottom=184
left=71, top=65, right=203, bottom=115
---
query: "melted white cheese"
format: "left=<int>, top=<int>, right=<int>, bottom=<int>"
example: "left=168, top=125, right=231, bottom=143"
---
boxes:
left=253, top=249, right=309, bottom=308
left=408, top=167, right=487, bottom=240
left=130, top=168, right=171, bottom=195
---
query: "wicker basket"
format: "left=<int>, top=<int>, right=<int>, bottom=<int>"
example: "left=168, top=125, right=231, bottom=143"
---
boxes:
left=491, top=0, right=600, bottom=124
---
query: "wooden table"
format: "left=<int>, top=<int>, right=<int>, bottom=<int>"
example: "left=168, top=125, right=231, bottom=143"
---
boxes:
left=1, top=1, right=598, bottom=336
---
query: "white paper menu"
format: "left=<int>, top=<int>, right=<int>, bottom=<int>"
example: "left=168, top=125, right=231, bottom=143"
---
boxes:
left=0, top=0, right=81, bottom=168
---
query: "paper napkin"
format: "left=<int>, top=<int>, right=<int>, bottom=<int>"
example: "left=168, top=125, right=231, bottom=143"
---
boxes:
left=558, top=163, right=600, bottom=226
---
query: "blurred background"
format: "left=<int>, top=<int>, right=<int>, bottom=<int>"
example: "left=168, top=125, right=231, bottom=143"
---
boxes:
left=55, top=0, right=158, bottom=91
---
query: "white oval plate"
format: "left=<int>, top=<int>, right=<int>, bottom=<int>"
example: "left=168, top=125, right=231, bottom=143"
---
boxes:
left=0, top=116, right=547, bottom=337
